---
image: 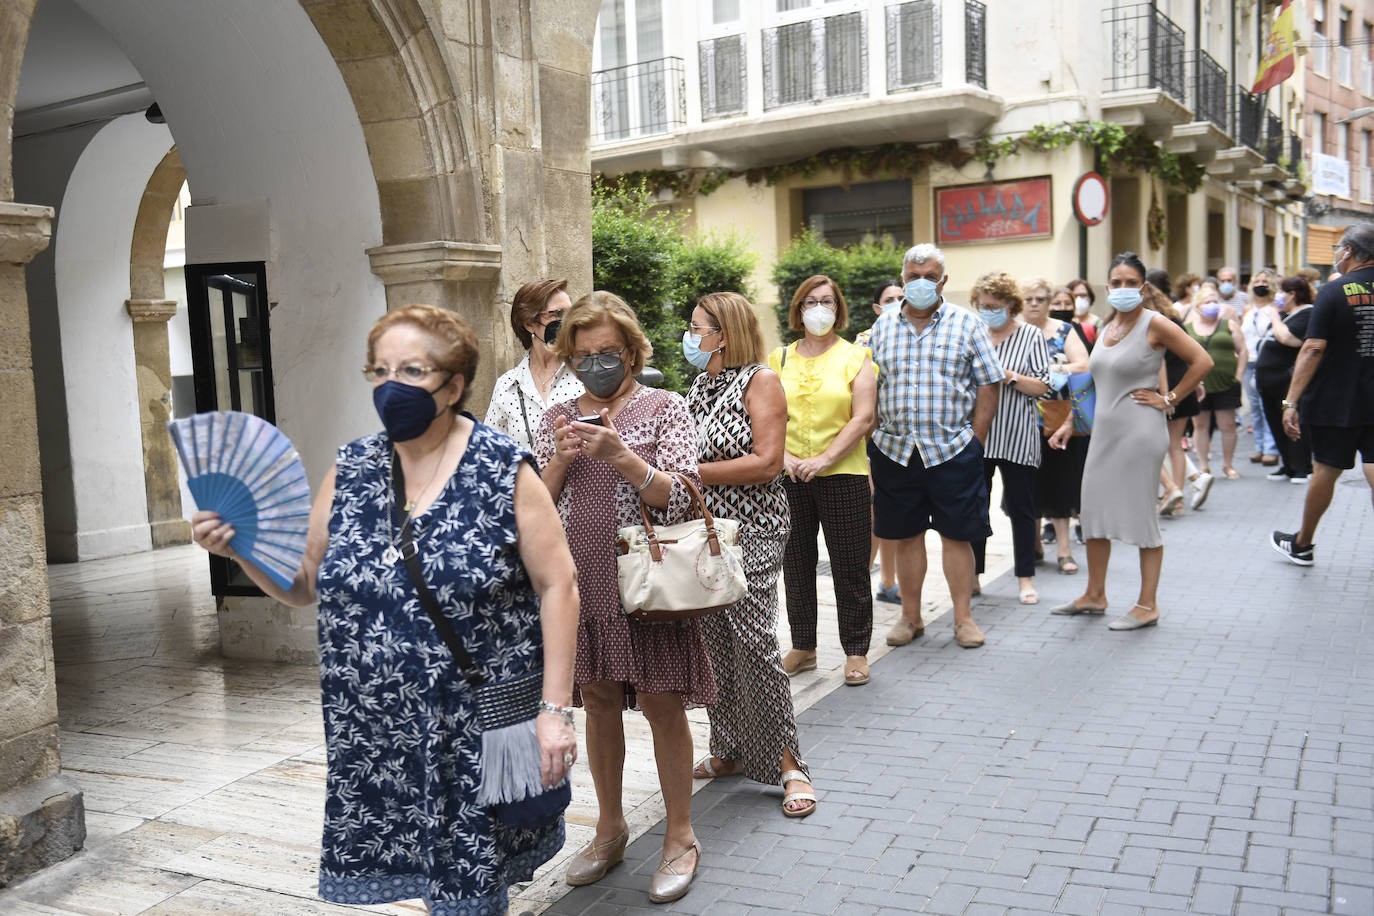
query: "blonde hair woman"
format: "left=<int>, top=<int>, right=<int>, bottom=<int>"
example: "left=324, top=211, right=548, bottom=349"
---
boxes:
left=767, top=275, right=878, bottom=685
left=685, top=292, right=817, bottom=819
left=537, top=291, right=710, bottom=903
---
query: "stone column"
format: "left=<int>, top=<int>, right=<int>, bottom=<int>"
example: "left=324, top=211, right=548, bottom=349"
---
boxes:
left=125, top=297, right=190, bottom=548
left=0, top=202, right=85, bottom=884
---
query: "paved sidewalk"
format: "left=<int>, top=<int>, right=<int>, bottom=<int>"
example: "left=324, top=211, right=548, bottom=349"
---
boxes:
left=546, top=468, right=1374, bottom=915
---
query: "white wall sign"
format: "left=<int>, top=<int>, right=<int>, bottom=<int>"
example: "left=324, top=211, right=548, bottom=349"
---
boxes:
left=1313, top=152, right=1351, bottom=197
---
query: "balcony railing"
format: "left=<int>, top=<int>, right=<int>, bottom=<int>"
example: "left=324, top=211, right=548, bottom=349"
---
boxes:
left=1191, top=50, right=1229, bottom=133
left=763, top=9, right=868, bottom=110
left=1234, top=89, right=1263, bottom=151
left=591, top=57, right=686, bottom=144
left=1290, top=135, right=1303, bottom=174
left=1105, top=4, right=1187, bottom=103
left=1337, top=46, right=1353, bottom=86
left=1264, top=112, right=1283, bottom=164
left=699, top=35, right=747, bottom=120
left=965, top=0, right=987, bottom=89
left=887, top=0, right=940, bottom=91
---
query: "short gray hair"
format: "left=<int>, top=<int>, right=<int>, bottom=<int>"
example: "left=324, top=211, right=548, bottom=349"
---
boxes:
left=903, top=243, right=946, bottom=276
left=1340, top=221, right=1374, bottom=263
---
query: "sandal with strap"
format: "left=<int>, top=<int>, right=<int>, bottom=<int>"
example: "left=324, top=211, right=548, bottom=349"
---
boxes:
left=1056, top=555, right=1079, bottom=574
left=648, top=840, right=701, bottom=903
left=844, top=655, right=869, bottom=686
left=780, top=769, right=816, bottom=818
left=781, top=648, right=817, bottom=676
left=692, top=756, right=742, bottom=780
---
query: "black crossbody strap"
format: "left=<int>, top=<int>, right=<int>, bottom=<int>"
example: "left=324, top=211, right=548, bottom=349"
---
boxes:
left=516, top=385, right=535, bottom=447
left=392, top=452, right=484, bottom=687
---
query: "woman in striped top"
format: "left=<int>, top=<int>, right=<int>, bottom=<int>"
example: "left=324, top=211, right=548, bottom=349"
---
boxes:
left=968, top=272, right=1052, bottom=605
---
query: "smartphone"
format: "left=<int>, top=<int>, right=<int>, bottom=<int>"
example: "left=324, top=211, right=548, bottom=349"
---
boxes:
left=574, top=414, right=603, bottom=427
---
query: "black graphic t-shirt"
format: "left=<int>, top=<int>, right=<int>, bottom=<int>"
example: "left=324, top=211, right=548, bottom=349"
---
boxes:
left=1302, top=264, right=1374, bottom=426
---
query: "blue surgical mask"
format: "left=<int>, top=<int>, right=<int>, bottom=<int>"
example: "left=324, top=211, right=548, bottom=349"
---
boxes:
left=1107, top=287, right=1143, bottom=312
left=373, top=378, right=448, bottom=442
left=1219, top=282, right=1235, bottom=297
left=979, top=308, right=1009, bottom=329
left=1199, top=302, right=1222, bottom=320
left=880, top=300, right=901, bottom=314
left=681, top=331, right=719, bottom=371
left=904, top=278, right=940, bottom=310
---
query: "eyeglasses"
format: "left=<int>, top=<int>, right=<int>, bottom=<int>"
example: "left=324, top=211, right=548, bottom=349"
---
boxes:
left=1333, top=244, right=1348, bottom=256
left=801, top=297, right=837, bottom=309
left=362, top=364, right=443, bottom=384
left=538, top=308, right=568, bottom=323
left=688, top=323, right=720, bottom=335
left=572, top=348, right=626, bottom=372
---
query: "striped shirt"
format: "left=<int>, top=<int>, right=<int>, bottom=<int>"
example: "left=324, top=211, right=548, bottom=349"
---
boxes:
left=869, top=301, right=1003, bottom=467
left=986, top=322, right=1051, bottom=467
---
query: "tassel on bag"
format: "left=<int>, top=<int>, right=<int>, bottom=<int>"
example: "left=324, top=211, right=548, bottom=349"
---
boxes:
left=474, top=670, right=547, bottom=806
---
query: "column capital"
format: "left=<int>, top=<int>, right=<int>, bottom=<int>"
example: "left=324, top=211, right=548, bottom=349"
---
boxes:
left=124, top=299, right=178, bottom=322
left=0, top=203, right=54, bottom=265
left=365, top=240, right=502, bottom=286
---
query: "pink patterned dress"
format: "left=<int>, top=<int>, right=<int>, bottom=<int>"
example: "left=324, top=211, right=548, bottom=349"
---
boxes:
left=535, top=386, right=716, bottom=709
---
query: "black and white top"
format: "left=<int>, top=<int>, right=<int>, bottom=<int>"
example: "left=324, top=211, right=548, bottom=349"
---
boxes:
left=988, top=322, right=1051, bottom=467
left=485, top=352, right=584, bottom=450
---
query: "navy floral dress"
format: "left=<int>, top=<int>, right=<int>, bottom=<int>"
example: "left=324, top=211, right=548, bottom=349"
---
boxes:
left=314, top=419, right=562, bottom=916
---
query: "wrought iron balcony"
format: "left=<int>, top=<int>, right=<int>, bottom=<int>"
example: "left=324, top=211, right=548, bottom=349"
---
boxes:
left=1191, top=50, right=1229, bottom=134
left=699, top=35, right=746, bottom=120
left=1290, top=135, right=1303, bottom=174
left=887, top=0, right=939, bottom=91
left=1234, top=88, right=1263, bottom=151
left=591, top=57, right=687, bottom=145
left=763, top=9, right=868, bottom=110
left=1264, top=112, right=1283, bottom=165
left=965, top=0, right=987, bottom=90
left=1105, top=4, right=1187, bottom=103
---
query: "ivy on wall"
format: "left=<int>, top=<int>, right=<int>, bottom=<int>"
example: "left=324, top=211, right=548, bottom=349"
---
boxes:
left=592, top=121, right=1206, bottom=200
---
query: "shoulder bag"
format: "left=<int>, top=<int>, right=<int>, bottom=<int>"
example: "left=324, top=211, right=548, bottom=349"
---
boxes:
left=616, top=473, right=747, bottom=621
left=392, top=452, right=569, bottom=828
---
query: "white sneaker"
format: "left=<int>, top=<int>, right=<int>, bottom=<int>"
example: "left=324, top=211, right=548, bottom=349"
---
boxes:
left=1265, top=470, right=1289, bottom=481
left=1191, top=472, right=1214, bottom=509
left=1290, top=475, right=1309, bottom=485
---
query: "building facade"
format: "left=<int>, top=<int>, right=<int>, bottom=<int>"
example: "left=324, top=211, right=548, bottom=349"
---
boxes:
left=1302, top=0, right=1374, bottom=266
left=590, top=0, right=1309, bottom=313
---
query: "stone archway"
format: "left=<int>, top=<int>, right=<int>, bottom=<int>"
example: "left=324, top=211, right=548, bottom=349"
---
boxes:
left=126, top=146, right=189, bottom=548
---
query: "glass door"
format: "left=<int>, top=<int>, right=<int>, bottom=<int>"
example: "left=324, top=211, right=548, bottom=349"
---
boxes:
left=185, top=262, right=275, bottom=597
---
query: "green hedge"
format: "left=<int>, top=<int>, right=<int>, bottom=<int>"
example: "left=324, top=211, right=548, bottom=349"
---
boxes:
left=770, top=230, right=907, bottom=344
left=591, top=184, right=755, bottom=393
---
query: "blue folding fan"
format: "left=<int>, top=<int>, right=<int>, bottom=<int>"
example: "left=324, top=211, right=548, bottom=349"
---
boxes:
left=167, top=411, right=311, bottom=590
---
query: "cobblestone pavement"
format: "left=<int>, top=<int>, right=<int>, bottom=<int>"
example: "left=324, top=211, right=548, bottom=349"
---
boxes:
left=545, top=468, right=1374, bottom=915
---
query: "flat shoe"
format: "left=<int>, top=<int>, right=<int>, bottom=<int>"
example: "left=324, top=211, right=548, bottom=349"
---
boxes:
left=780, top=769, right=816, bottom=818
left=781, top=648, right=817, bottom=676
left=844, top=656, right=869, bottom=686
left=954, top=620, right=985, bottom=648
left=1056, top=555, right=1078, bottom=574
left=1050, top=600, right=1107, bottom=616
left=1223, top=466, right=1241, bottom=479
left=565, top=830, right=628, bottom=886
left=1019, top=589, right=1040, bottom=605
left=875, top=584, right=901, bottom=604
left=885, top=617, right=924, bottom=646
left=648, top=840, right=701, bottom=903
left=1107, top=612, right=1159, bottom=630
left=692, top=757, right=742, bottom=780
left=1158, top=490, right=1184, bottom=515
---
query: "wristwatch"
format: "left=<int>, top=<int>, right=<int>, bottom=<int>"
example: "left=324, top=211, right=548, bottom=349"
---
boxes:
left=1281, top=399, right=1298, bottom=412
left=1006, top=372, right=1018, bottom=386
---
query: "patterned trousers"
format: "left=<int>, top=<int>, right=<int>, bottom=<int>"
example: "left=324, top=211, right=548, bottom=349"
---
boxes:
left=780, top=473, right=874, bottom=657
left=700, top=527, right=807, bottom=786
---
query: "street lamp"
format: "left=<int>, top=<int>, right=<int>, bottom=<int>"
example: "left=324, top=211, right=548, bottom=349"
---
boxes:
left=1334, top=107, right=1374, bottom=124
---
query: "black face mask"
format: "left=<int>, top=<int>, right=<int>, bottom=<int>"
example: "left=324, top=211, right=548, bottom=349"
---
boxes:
left=543, top=319, right=562, bottom=346
left=1050, top=308, right=1075, bottom=321
left=1251, top=285, right=1270, bottom=298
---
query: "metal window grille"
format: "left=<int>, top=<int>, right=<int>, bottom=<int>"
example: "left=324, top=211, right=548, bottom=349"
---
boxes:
left=591, top=57, right=686, bottom=144
left=1264, top=112, right=1283, bottom=164
left=1191, top=50, right=1228, bottom=134
left=1104, top=4, right=1186, bottom=103
left=886, top=1, right=940, bottom=92
left=965, top=0, right=986, bottom=89
left=1234, top=89, right=1262, bottom=151
left=1290, top=135, right=1303, bottom=174
left=699, top=34, right=747, bottom=119
left=763, top=10, right=867, bottom=109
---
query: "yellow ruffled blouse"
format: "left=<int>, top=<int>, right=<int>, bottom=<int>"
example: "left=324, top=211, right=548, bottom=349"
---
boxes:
left=767, top=338, right=877, bottom=477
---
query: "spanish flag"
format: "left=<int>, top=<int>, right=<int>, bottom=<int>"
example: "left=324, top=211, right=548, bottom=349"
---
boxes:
left=1251, top=0, right=1297, bottom=94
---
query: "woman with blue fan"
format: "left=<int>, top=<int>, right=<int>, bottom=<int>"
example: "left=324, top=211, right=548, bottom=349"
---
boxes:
left=189, top=304, right=580, bottom=916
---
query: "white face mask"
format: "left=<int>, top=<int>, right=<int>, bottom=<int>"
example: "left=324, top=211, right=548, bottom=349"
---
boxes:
left=1074, top=296, right=1091, bottom=315
left=802, top=305, right=836, bottom=336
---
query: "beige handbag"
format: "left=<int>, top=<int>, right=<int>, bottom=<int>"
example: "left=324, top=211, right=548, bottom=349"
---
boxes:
left=616, top=474, right=748, bottom=621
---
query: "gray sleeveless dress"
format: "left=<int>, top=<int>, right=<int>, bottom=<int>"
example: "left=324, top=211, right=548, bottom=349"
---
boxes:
left=1080, top=309, right=1168, bottom=548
